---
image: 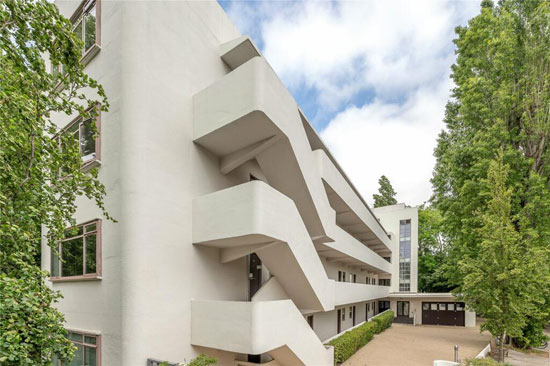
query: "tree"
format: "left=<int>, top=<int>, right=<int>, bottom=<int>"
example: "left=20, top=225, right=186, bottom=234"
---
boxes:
left=432, top=0, right=550, bottom=347
left=372, top=175, right=397, bottom=207
left=0, top=0, right=110, bottom=364
left=417, top=206, right=454, bottom=293
left=458, top=155, right=549, bottom=362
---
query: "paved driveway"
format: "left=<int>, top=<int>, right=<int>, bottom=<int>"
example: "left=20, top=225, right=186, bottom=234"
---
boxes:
left=342, top=323, right=491, bottom=366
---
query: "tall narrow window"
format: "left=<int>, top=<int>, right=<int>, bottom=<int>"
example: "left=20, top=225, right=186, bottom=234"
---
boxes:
left=51, top=220, right=101, bottom=280
left=399, top=219, right=411, bottom=291
left=53, top=330, right=100, bottom=366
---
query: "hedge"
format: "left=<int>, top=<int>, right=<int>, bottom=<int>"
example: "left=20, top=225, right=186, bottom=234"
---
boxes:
left=328, top=310, right=394, bottom=364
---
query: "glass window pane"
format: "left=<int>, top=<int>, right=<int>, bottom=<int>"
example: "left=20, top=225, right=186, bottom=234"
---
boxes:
left=85, top=223, right=97, bottom=233
left=51, top=249, right=60, bottom=277
left=68, top=332, right=82, bottom=342
left=66, top=343, right=83, bottom=366
left=80, top=119, right=96, bottom=161
left=61, top=238, right=83, bottom=277
left=439, top=303, right=446, bottom=311
left=73, top=20, right=83, bottom=45
left=456, top=303, right=464, bottom=311
left=85, top=234, right=97, bottom=274
left=84, top=5, right=96, bottom=51
left=431, top=303, right=437, bottom=311
left=84, top=335, right=96, bottom=345
left=448, top=303, right=455, bottom=311
left=84, top=345, right=97, bottom=366
left=65, top=225, right=83, bottom=239
left=423, top=303, right=429, bottom=311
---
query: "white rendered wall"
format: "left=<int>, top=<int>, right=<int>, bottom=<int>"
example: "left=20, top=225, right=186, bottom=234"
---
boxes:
left=42, top=1, right=256, bottom=365
left=373, top=204, right=419, bottom=293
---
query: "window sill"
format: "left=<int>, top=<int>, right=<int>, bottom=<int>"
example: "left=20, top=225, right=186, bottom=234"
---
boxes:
left=82, top=158, right=101, bottom=172
left=50, top=275, right=102, bottom=283
left=81, top=43, right=101, bottom=66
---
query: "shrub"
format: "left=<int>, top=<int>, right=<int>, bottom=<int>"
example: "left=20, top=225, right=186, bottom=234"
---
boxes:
left=371, top=310, right=394, bottom=334
left=328, top=310, right=394, bottom=364
left=187, top=354, right=218, bottom=366
left=462, top=358, right=511, bottom=366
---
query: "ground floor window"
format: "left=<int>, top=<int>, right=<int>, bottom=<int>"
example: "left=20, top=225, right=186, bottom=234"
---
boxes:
left=53, top=330, right=100, bottom=365
left=378, top=300, right=390, bottom=313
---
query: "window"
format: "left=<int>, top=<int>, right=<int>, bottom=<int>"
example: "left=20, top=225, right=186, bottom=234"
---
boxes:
left=341, top=309, right=345, bottom=321
left=439, top=303, right=446, bottom=311
left=448, top=303, right=455, bottom=311
left=51, top=0, right=101, bottom=76
left=378, top=301, right=390, bottom=313
left=58, top=107, right=101, bottom=170
left=430, top=303, right=438, bottom=311
left=351, top=274, right=356, bottom=283
left=423, top=303, right=429, bottom=311
left=456, top=303, right=465, bottom=311
left=366, top=277, right=370, bottom=285
left=349, top=307, right=353, bottom=318
left=51, top=220, right=101, bottom=280
left=379, top=279, right=390, bottom=286
left=342, top=271, right=346, bottom=282
left=53, top=330, right=100, bottom=366
left=399, top=219, right=411, bottom=292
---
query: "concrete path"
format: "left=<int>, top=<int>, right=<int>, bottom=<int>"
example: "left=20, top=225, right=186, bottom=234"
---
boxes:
left=505, top=349, right=550, bottom=366
left=342, top=323, right=491, bottom=366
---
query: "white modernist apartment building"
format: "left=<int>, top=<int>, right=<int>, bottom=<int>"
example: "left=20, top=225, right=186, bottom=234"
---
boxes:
left=41, top=1, right=475, bottom=365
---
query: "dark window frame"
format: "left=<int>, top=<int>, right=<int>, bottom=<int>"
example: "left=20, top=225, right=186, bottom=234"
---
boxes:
left=54, top=329, right=101, bottom=366
left=50, top=219, right=102, bottom=282
left=57, top=104, right=102, bottom=172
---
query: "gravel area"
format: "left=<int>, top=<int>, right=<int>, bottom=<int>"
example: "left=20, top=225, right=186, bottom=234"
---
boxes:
left=342, top=323, right=491, bottom=366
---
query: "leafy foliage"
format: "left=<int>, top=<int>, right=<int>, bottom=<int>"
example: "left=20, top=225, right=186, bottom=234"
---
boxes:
left=372, top=175, right=397, bottom=208
left=418, top=206, right=454, bottom=293
left=463, top=358, right=511, bottom=366
left=328, top=310, right=393, bottom=364
left=458, top=155, right=549, bottom=360
left=186, top=354, right=218, bottom=366
left=432, top=0, right=550, bottom=347
left=0, top=0, right=110, bottom=364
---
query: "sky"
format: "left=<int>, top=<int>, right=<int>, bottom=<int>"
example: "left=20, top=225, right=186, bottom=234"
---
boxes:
left=219, top=0, right=481, bottom=206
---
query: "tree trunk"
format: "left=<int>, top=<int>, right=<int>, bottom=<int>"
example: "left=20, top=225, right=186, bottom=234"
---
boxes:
left=499, top=331, right=506, bottom=362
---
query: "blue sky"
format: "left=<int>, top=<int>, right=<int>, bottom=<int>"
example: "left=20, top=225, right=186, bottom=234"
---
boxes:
left=219, top=0, right=481, bottom=206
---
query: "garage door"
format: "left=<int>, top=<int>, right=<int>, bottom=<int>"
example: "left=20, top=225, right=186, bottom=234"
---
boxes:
left=422, top=302, right=465, bottom=326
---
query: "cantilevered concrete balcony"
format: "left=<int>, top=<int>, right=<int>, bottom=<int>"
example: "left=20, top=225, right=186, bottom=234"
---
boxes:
left=318, top=227, right=392, bottom=275
left=314, top=149, right=393, bottom=256
left=193, top=180, right=334, bottom=312
left=191, top=300, right=333, bottom=366
left=334, top=282, right=390, bottom=307
left=193, top=56, right=335, bottom=244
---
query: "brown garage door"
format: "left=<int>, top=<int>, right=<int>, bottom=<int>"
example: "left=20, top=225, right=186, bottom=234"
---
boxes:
left=422, top=302, right=465, bottom=326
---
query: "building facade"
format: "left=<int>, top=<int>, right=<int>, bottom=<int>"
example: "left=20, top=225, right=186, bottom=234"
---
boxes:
left=41, top=1, right=474, bottom=365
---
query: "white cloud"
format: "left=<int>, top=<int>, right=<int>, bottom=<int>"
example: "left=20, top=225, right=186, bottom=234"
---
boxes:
left=321, top=80, right=453, bottom=206
left=224, top=0, right=481, bottom=205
